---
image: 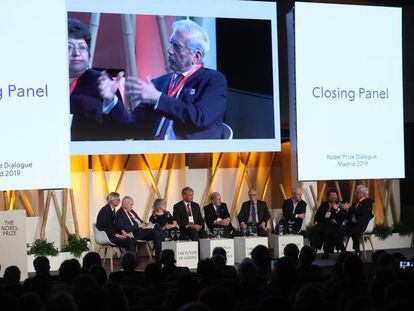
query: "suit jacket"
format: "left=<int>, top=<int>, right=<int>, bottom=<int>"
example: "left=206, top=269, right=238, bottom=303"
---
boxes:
left=348, top=198, right=373, bottom=228
left=203, top=203, right=231, bottom=230
left=173, top=201, right=204, bottom=229
left=70, top=69, right=131, bottom=141
left=282, top=199, right=307, bottom=230
left=131, top=67, right=228, bottom=139
left=314, top=201, right=348, bottom=226
left=96, top=204, right=121, bottom=240
left=237, top=200, right=270, bottom=225
left=116, top=208, right=143, bottom=233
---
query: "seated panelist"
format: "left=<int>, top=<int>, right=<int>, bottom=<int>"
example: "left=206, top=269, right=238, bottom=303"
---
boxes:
left=237, top=188, right=270, bottom=237
left=277, top=187, right=307, bottom=234
left=203, top=192, right=234, bottom=237
left=116, top=196, right=163, bottom=263
left=173, top=187, right=207, bottom=241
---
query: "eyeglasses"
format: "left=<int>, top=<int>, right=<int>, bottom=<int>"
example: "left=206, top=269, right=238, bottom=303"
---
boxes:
left=68, top=44, right=89, bottom=54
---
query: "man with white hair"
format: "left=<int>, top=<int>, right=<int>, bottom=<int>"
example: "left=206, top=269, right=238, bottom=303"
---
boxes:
left=276, top=187, right=307, bottom=234
left=125, top=19, right=228, bottom=139
left=334, top=184, right=373, bottom=256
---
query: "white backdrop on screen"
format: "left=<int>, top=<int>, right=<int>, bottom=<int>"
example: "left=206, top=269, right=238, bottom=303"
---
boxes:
left=0, top=0, right=70, bottom=190
left=295, top=3, right=404, bottom=181
left=68, top=0, right=280, bottom=155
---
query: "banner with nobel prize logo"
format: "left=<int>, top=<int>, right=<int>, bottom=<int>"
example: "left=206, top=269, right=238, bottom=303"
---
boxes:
left=0, top=0, right=70, bottom=190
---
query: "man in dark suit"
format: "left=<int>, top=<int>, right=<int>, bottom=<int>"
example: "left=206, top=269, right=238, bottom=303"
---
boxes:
left=96, top=192, right=136, bottom=252
left=125, top=19, right=227, bottom=140
left=173, top=187, right=206, bottom=241
left=116, top=196, right=163, bottom=263
left=68, top=18, right=130, bottom=141
left=237, top=188, right=270, bottom=237
left=277, top=187, right=307, bottom=234
left=203, top=192, right=234, bottom=237
left=311, top=189, right=348, bottom=259
left=335, top=185, right=373, bottom=256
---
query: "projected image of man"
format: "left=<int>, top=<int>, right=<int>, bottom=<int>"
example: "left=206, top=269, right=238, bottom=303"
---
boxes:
left=125, top=19, right=228, bottom=140
left=68, top=18, right=130, bottom=141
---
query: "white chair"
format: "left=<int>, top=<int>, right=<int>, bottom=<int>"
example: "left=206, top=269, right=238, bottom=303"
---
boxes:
left=92, top=224, right=117, bottom=272
left=222, top=123, right=233, bottom=139
left=346, top=217, right=375, bottom=260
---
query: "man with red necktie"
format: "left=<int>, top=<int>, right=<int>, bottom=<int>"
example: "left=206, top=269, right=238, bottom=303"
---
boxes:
left=334, top=185, right=373, bottom=256
left=125, top=19, right=228, bottom=140
left=173, top=187, right=206, bottom=241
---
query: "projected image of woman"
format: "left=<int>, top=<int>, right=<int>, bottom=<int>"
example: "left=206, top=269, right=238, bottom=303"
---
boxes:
left=68, top=18, right=131, bottom=141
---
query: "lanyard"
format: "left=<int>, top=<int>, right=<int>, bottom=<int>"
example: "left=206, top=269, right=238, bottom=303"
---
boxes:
left=69, top=77, right=80, bottom=95
left=167, top=64, right=203, bottom=97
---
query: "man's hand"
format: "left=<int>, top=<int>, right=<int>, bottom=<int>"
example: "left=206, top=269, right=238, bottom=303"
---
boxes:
left=139, top=223, right=146, bottom=229
left=222, top=219, right=230, bottom=226
left=297, top=213, right=305, bottom=220
left=97, top=71, right=124, bottom=102
left=331, top=219, right=337, bottom=224
left=342, top=202, right=351, bottom=210
left=187, top=223, right=195, bottom=229
left=115, top=233, right=127, bottom=239
left=259, top=222, right=266, bottom=229
left=194, top=224, right=203, bottom=231
left=125, top=75, right=161, bottom=106
left=240, top=222, right=247, bottom=229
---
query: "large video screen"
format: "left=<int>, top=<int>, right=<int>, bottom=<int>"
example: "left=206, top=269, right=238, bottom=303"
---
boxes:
left=295, top=2, right=404, bottom=180
left=68, top=0, right=280, bottom=155
left=0, top=0, right=70, bottom=191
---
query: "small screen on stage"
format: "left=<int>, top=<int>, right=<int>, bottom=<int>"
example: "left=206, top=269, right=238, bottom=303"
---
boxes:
left=295, top=2, right=404, bottom=180
left=68, top=0, right=280, bottom=155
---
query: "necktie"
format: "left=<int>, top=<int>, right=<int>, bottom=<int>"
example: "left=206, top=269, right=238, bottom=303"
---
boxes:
left=186, top=203, right=192, bottom=216
left=250, top=202, right=257, bottom=224
left=155, top=73, right=184, bottom=140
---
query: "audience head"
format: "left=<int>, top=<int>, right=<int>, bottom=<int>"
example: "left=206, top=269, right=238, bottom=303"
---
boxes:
left=152, top=198, right=167, bottom=212
left=211, top=254, right=226, bottom=274
left=294, top=285, right=323, bottom=311
left=237, top=258, right=258, bottom=286
left=292, top=187, right=302, bottom=202
left=121, top=251, right=139, bottom=272
left=372, top=249, right=387, bottom=266
left=145, top=263, right=162, bottom=285
left=18, top=292, right=42, bottom=311
left=182, top=186, right=195, bottom=202
left=343, top=254, right=364, bottom=282
left=210, top=192, right=222, bottom=206
left=248, top=188, right=258, bottom=202
left=4, top=265, right=21, bottom=284
left=180, top=302, right=211, bottom=311
left=106, top=192, right=121, bottom=208
left=284, top=243, right=300, bottom=263
left=199, top=285, right=234, bottom=311
left=251, top=244, right=271, bottom=272
left=59, top=259, right=81, bottom=283
left=298, top=245, right=316, bottom=267
left=103, top=282, right=129, bottom=311
left=33, top=256, right=50, bottom=275
left=197, top=258, right=215, bottom=281
left=160, top=249, right=176, bottom=267
left=81, top=251, right=101, bottom=274
left=212, top=247, right=227, bottom=262
left=71, top=274, right=97, bottom=306
left=44, top=292, right=77, bottom=311
left=87, top=264, right=107, bottom=287
left=270, top=256, right=298, bottom=288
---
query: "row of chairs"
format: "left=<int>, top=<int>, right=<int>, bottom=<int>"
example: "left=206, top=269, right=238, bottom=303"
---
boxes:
left=92, top=217, right=376, bottom=271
